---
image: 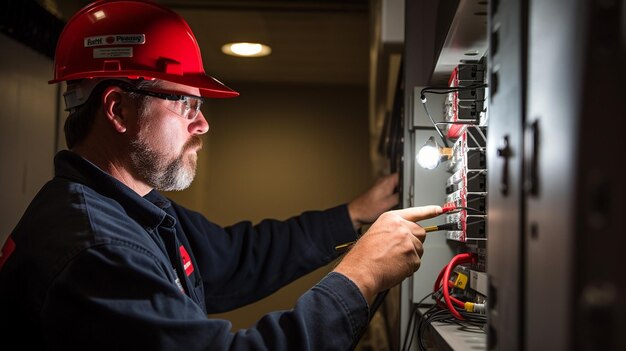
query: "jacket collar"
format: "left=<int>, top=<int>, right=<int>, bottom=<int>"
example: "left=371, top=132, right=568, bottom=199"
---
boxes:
left=54, top=150, right=174, bottom=229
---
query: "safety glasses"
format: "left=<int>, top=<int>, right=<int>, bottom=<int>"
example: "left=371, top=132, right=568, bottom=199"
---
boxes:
left=115, top=82, right=205, bottom=121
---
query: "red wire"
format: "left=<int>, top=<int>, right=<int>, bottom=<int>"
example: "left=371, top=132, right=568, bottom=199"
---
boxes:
left=450, top=294, right=465, bottom=308
left=442, top=252, right=476, bottom=319
left=433, top=258, right=470, bottom=310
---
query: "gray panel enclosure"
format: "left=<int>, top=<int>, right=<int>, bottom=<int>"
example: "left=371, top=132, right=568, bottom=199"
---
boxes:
left=486, top=0, right=526, bottom=349
left=399, top=0, right=625, bottom=350
left=526, top=0, right=626, bottom=350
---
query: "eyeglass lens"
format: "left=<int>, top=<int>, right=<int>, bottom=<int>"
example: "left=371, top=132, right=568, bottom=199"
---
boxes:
left=170, top=96, right=203, bottom=120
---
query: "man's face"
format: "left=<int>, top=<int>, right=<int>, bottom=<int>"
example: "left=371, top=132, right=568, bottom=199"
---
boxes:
left=128, top=81, right=209, bottom=191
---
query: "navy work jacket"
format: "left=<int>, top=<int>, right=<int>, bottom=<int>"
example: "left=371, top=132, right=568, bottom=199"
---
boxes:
left=0, top=150, right=368, bottom=350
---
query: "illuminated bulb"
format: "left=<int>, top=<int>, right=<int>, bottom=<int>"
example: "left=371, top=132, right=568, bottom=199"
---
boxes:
left=221, top=42, right=272, bottom=57
left=417, top=142, right=441, bottom=170
left=417, top=136, right=453, bottom=170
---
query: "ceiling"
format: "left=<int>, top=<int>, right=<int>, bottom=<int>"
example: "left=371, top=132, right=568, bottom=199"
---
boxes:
left=51, top=0, right=371, bottom=86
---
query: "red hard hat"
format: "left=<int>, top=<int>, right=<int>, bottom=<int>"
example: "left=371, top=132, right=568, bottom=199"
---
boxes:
left=49, top=0, right=238, bottom=98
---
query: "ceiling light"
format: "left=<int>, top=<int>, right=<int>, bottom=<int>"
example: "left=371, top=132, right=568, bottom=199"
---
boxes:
left=221, top=42, right=272, bottom=57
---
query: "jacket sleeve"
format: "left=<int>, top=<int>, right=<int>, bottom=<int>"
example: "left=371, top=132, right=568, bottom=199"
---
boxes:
left=171, top=203, right=360, bottom=313
left=43, top=243, right=369, bottom=351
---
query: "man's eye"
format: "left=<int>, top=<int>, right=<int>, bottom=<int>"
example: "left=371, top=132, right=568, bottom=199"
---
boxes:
left=180, top=98, right=191, bottom=111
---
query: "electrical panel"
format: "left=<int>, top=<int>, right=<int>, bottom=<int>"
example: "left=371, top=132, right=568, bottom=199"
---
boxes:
left=396, top=0, right=492, bottom=349
left=400, top=59, right=490, bottom=351
left=393, top=0, right=625, bottom=350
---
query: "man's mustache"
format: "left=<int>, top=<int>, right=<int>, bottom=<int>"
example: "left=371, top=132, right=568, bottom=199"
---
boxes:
left=184, top=136, right=203, bottom=151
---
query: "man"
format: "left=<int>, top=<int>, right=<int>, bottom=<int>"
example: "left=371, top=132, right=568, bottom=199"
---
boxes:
left=0, top=0, right=443, bottom=349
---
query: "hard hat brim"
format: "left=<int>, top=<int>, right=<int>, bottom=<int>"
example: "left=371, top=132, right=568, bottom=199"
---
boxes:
left=49, top=71, right=239, bottom=98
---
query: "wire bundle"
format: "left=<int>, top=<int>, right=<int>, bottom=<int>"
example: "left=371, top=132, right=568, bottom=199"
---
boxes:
left=401, top=252, right=487, bottom=351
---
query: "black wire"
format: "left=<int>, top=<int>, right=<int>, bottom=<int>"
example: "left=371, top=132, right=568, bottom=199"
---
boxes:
left=416, top=306, right=434, bottom=351
left=418, top=309, right=450, bottom=351
left=451, top=206, right=486, bottom=215
left=420, top=84, right=488, bottom=97
left=412, top=284, right=488, bottom=350
left=416, top=290, right=445, bottom=351
left=419, top=83, right=488, bottom=149
left=369, top=289, right=388, bottom=321
left=401, top=292, right=435, bottom=351
left=435, top=120, right=481, bottom=125
left=401, top=304, right=419, bottom=351
left=416, top=306, right=487, bottom=351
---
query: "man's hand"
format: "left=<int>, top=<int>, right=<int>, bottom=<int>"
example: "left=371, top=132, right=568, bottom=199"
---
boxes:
left=333, top=205, right=443, bottom=305
left=347, top=173, right=399, bottom=230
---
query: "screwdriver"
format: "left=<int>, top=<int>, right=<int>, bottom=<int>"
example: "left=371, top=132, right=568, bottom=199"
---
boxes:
left=335, top=222, right=461, bottom=251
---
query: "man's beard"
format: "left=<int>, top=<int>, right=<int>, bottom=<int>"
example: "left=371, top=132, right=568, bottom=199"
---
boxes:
left=130, top=135, right=203, bottom=192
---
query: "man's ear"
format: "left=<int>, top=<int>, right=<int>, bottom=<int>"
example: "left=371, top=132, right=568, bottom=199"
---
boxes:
left=102, top=86, right=130, bottom=133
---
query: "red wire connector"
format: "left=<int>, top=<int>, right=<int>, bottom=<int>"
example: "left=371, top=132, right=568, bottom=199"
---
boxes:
left=441, top=202, right=457, bottom=213
left=442, top=252, right=476, bottom=319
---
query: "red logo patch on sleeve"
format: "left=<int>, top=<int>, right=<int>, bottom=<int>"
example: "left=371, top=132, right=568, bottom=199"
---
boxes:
left=0, top=236, right=16, bottom=271
left=179, top=245, right=194, bottom=276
